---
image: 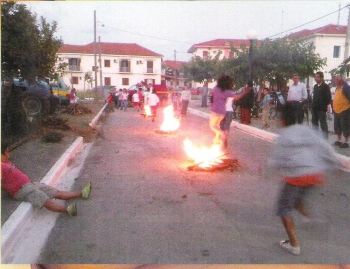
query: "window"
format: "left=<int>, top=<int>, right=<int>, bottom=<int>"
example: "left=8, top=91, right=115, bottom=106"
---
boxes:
left=122, top=78, right=129, bottom=86
left=147, top=61, right=153, bottom=73
left=69, top=58, right=80, bottom=71
left=104, top=60, right=110, bottom=67
left=105, top=77, right=111, bottom=86
left=120, top=60, right=130, bottom=72
left=203, top=51, right=208, bottom=59
left=333, top=46, right=341, bottom=58
left=72, top=76, right=79, bottom=85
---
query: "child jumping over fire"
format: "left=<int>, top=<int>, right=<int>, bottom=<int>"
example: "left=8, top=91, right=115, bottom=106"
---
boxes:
left=1, top=142, right=91, bottom=217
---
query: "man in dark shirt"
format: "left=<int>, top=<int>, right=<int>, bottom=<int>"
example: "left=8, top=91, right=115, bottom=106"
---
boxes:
left=312, top=71, right=332, bottom=139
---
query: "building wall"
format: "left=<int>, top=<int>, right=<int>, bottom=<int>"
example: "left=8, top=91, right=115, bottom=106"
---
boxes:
left=57, top=53, right=162, bottom=91
left=303, top=34, right=345, bottom=88
left=192, top=47, right=229, bottom=60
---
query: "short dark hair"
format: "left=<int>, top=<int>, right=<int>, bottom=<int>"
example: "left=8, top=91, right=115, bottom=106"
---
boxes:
left=315, top=71, right=324, bottom=79
left=1, top=141, right=9, bottom=155
left=292, top=74, right=299, bottom=78
left=217, top=75, right=233, bottom=90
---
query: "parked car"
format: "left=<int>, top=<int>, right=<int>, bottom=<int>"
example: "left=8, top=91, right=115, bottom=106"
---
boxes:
left=49, top=77, right=70, bottom=106
left=191, top=87, right=200, bottom=95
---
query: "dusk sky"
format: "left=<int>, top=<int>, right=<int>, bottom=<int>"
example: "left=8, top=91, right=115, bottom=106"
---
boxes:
left=24, top=1, right=349, bottom=61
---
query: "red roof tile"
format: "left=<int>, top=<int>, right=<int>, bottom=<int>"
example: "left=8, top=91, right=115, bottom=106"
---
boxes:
left=163, top=60, right=186, bottom=69
left=58, top=42, right=163, bottom=57
left=290, top=24, right=347, bottom=38
left=188, top=39, right=252, bottom=53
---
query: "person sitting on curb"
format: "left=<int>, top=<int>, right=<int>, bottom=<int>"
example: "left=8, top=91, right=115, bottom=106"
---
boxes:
left=1, top=142, right=91, bottom=217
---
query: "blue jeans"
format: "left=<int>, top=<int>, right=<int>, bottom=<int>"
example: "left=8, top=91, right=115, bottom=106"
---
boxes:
left=121, top=100, right=127, bottom=111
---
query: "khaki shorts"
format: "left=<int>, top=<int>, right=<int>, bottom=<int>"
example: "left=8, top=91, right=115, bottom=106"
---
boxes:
left=14, top=182, right=57, bottom=209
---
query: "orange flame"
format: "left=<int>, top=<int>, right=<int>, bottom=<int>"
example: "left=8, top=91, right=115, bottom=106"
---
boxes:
left=160, top=105, right=180, bottom=132
left=144, top=105, right=152, bottom=116
left=183, top=138, right=224, bottom=168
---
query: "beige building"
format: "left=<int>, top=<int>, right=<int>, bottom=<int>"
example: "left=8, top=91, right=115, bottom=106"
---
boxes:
left=56, top=42, right=163, bottom=91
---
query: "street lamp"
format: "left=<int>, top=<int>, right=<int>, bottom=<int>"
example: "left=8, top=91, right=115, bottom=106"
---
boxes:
left=247, top=29, right=257, bottom=82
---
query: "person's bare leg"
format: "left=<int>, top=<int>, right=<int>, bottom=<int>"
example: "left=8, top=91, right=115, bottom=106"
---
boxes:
left=281, top=216, right=299, bottom=247
left=338, top=134, right=342, bottom=141
left=294, top=201, right=310, bottom=217
left=53, top=190, right=82, bottom=200
left=43, top=199, right=69, bottom=213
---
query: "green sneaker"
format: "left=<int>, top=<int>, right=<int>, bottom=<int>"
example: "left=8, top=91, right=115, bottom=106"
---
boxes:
left=82, top=182, right=91, bottom=199
left=67, top=203, right=77, bottom=217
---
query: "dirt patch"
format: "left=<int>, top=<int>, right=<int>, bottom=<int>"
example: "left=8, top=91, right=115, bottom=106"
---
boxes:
left=1, top=101, right=106, bottom=225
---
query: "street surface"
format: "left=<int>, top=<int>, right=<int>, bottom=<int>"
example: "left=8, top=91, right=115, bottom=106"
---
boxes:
left=22, top=105, right=350, bottom=263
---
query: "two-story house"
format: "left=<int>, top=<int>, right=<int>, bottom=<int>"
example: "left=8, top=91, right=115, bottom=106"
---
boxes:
left=56, top=42, right=163, bottom=91
left=162, top=60, right=186, bottom=88
left=290, top=24, right=347, bottom=87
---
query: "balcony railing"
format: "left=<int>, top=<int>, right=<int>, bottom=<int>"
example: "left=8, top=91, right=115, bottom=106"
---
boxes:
left=68, top=65, right=81, bottom=71
left=119, top=67, right=131, bottom=73
left=146, top=68, right=154, bottom=73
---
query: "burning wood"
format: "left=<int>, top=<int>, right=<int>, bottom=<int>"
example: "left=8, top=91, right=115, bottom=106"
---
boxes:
left=183, top=138, right=240, bottom=172
left=141, top=105, right=152, bottom=117
left=187, top=158, right=240, bottom=172
left=159, top=105, right=180, bottom=132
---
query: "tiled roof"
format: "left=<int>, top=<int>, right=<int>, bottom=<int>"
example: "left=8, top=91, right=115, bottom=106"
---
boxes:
left=188, top=39, right=252, bottom=53
left=163, top=60, right=186, bottom=69
left=58, top=42, right=163, bottom=57
left=290, top=24, right=347, bottom=38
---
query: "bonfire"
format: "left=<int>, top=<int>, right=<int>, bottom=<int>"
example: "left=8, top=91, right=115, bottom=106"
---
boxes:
left=159, top=105, right=180, bottom=133
left=183, top=138, right=240, bottom=172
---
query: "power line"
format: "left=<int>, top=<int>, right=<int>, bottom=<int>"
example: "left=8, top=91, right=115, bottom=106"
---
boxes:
left=268, top=4, right=350, bottom=38
left=101, top=24, right=193, bottom=45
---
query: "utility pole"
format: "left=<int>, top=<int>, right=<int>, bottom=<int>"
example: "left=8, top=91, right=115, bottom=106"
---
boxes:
left=344, top=5, right=350, bottom=78
left=174, top=50, right=177, bottom=87
left=99, top=36, right=103, bottom=97
left=94, top=11, right=98, bottom=94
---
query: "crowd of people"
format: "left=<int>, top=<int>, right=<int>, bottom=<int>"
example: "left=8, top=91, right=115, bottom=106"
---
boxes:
left=2, top=72, right=349, bottom=257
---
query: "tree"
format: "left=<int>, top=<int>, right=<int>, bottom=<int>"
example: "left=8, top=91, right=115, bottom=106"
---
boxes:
left=84, top=72, right=93, bottom=91
left=221, top=37, right=326, bottom=89
left=1, top=2, right=62, bottom=82
left=330, top=56, right=350, bottom=77
left=182, top=53, right=222, bottom=86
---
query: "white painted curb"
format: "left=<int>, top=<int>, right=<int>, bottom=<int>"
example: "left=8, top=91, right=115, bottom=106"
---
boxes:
left=89, top=103, right=108, bottom=128
left=1, top=136, right=84, bottom=252
left=188, top=107, right=350, bottom=172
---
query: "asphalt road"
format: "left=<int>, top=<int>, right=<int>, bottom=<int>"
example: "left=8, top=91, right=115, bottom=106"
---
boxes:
left=36, top=106, right=350, bottom=264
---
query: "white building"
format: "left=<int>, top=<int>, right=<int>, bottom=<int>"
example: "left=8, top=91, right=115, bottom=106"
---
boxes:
left=57, top=42, right=163, bottom=91
left=188, top=25, right=347, bottom=89
left=289, top=24, right=347, bottom=87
